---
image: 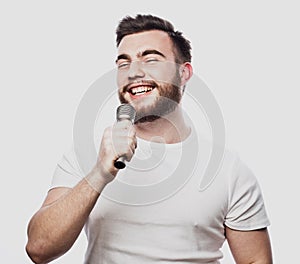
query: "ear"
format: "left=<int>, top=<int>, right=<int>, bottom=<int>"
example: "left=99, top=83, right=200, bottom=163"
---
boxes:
left=179, top=62, right=193, bottom=87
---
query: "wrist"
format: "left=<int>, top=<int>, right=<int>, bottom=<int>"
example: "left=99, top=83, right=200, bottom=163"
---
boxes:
left=85, top=166, right=114, bottom=193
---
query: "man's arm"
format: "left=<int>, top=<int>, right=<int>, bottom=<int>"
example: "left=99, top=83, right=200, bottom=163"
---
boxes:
left=225, top=226, right=273, bottom=264
left=26, top=124, right=137, bottom=263
left=25, top=170, right=106, bottom=264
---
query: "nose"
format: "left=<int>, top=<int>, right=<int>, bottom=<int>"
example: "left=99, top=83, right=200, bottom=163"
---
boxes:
left=128, top=61, right=145, bottom=80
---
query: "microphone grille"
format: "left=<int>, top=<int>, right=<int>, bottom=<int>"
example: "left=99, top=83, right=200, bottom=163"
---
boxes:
left=116, top=104, right=136, bottom=122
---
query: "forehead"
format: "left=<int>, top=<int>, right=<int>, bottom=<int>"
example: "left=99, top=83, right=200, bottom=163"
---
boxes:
left=117, top=30, right=174, bottom=59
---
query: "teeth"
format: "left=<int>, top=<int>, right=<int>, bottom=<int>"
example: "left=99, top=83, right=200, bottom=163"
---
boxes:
left=130, top=86, right=153, bottom=95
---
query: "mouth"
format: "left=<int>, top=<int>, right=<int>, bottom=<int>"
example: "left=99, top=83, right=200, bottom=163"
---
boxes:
left=126, top=83, right=156, bottom=98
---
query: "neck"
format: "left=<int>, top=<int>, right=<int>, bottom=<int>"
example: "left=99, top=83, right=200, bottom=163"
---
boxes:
left=134, top=106, right=191, bottom=144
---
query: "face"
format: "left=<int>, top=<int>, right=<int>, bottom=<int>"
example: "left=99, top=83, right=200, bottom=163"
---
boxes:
left=116, top=30, right=183, bottom=123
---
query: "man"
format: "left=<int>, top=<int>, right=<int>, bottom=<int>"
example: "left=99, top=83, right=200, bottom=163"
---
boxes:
left=26, top=14, right=273, bottom=263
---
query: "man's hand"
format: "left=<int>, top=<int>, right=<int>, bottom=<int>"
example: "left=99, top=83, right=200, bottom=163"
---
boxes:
left=93, top=120, right=137, bottom=184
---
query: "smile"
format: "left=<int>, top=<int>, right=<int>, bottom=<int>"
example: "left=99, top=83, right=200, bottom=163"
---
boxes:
left=129, top=86, right=155, bottom=96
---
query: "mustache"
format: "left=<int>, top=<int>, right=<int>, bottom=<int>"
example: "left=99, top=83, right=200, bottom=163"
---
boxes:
left=122, top=80, right=158, bottom=93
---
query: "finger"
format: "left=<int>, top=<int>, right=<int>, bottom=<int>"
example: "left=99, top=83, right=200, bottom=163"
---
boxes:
left=112, top=125, right=135, bottom=140
left=125, top=147, right=134, bottom=162
left=114, top=119, right=132, bottom=130
left=116, top=145, right=134, bottom=162
left=127, top=125, right=136, bottom=137
left=134, top=137, right=137, bottom=148
left=128, top=137, right=137, bottom=152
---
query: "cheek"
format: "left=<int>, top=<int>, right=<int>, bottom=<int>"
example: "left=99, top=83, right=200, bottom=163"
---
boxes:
left=117, top=71, right=127, bottom=88
left=147, top=66, right=177, bottom=84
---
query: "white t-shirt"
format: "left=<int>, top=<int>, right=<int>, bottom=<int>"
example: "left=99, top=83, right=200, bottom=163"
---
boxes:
left=51, top=129, right=270, bottom=264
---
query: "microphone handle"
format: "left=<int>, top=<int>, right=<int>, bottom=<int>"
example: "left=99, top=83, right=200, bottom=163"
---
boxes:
left=114, top=156, right=126, bottom=169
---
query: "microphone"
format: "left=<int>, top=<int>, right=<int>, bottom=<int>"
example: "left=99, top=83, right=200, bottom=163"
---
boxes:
left=114, top=103, right=136, bottom=169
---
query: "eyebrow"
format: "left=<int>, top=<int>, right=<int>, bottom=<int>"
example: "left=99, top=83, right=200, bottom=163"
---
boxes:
left=115, top=54, right=130, bottom=63
left=115, top=49, right=166, bottom=63
left=140, top=49, right=166, bottom=58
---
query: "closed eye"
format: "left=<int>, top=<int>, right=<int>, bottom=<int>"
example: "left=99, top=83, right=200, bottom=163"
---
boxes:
left=117, top=61, right=130, bottom=69
left=144, top=58, right=159, bottom=63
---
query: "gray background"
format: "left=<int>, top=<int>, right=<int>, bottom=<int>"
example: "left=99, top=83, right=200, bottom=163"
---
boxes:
left=1, top=0, right=299, bottom=263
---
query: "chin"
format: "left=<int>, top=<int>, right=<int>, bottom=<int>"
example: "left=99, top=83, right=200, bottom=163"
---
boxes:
left=134, top=114, right=161, bottom=124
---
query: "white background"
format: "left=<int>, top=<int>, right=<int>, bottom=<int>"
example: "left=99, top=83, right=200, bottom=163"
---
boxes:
left=1, top=1, right=299, bottom=263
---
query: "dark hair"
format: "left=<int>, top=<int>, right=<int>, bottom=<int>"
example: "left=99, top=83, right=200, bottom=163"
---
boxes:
left=116, top=14, right=192, bottom=63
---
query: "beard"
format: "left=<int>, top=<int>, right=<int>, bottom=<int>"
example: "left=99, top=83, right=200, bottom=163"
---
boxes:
left=118, top=71, right=182, bottom=124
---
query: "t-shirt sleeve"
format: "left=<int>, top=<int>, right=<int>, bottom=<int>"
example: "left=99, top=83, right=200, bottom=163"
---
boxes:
left=224, top=157, right=270, bottom=231
left=50, top=146, right=84, bottom=189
